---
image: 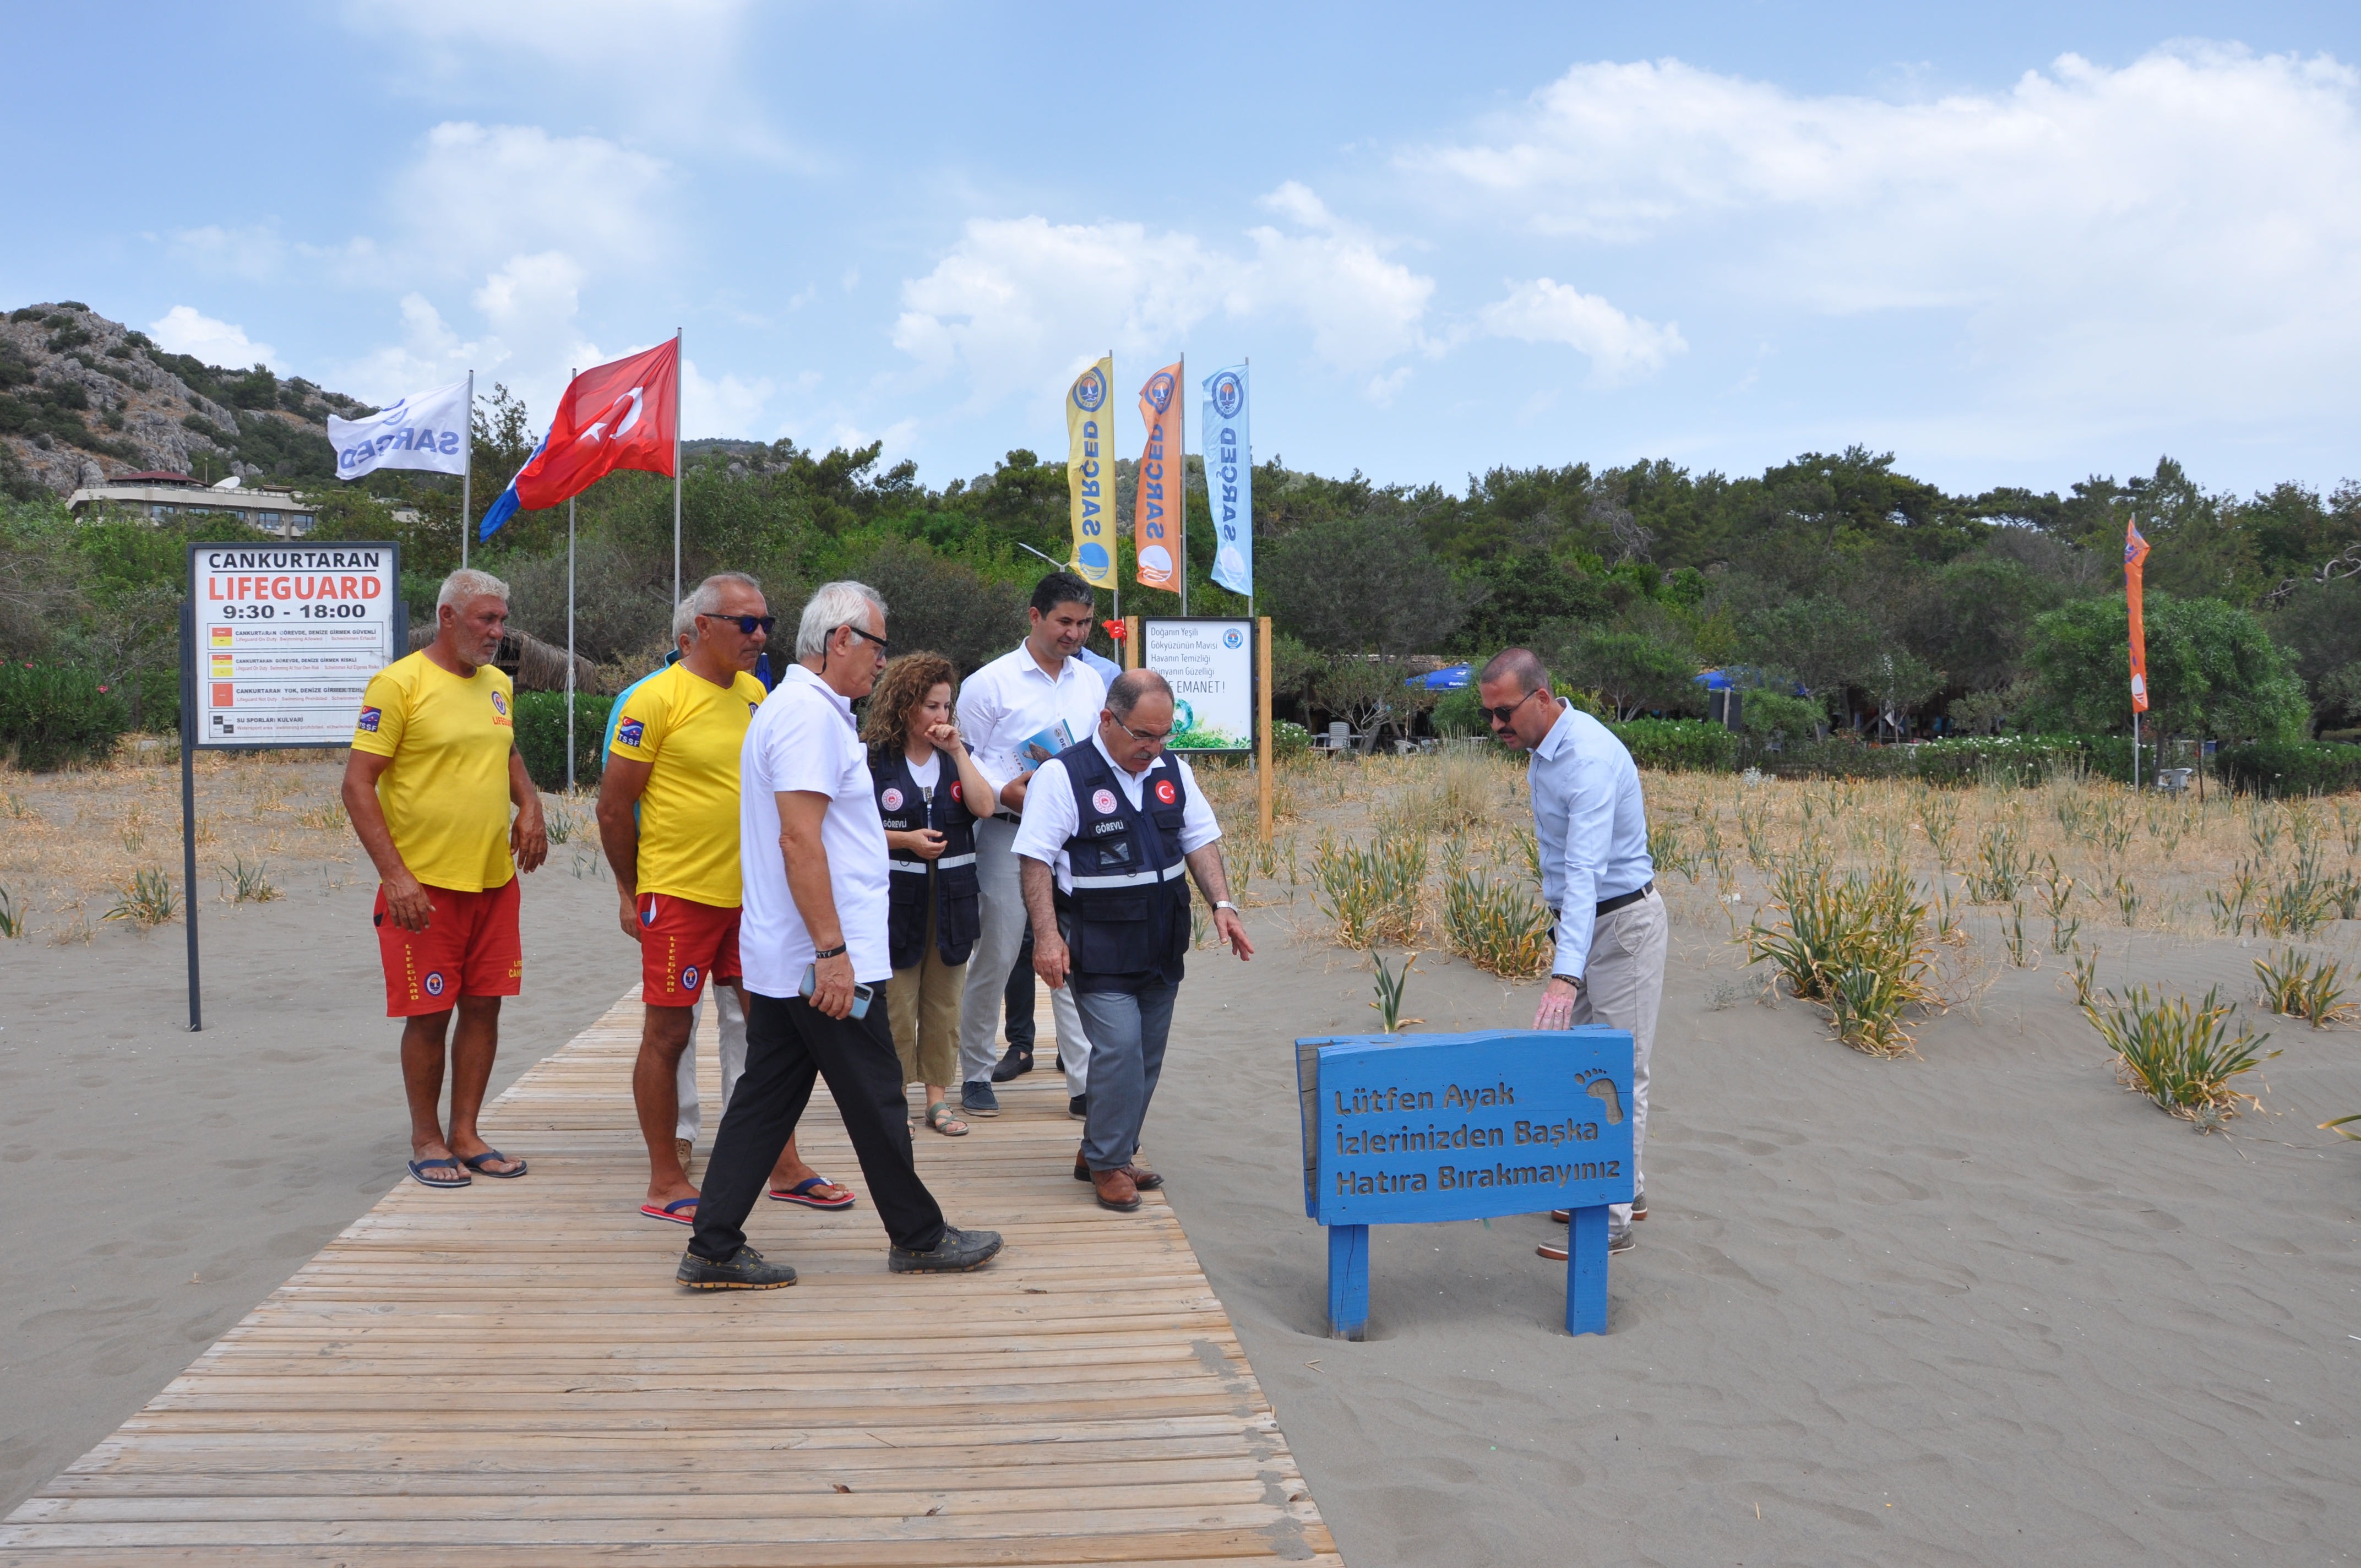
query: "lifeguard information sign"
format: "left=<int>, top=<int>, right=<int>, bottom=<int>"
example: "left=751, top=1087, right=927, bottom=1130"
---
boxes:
left=187, top=542, right=401, bottom=748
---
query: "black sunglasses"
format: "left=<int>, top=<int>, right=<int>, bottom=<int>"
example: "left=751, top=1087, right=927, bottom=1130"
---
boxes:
left=841, top=623, right=891, bottom=656
left=1484, top=687, right=1548, bottom=725
left=700, top=612, right=776, bottom=636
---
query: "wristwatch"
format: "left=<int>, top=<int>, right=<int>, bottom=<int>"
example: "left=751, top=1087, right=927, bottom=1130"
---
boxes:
left=1212, top=900, right=1239, bottom=912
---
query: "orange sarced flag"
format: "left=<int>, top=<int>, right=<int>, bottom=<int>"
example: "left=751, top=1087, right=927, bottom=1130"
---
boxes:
left=1134, top=362, right=1184, bottom=592
left=2125, top=516, right=2151, bottom=714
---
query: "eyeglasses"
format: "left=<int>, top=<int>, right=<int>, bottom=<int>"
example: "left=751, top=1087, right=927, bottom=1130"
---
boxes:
left=1113, top=717, right=1173, bottom=745
left=1483, top=688, right=1549, bottom=725
left=699, top=613, right=776, bottom=636
left=841, top=623, right=891, bottom=656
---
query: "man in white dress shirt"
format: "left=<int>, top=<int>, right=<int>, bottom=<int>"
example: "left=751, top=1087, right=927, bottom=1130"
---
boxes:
left=1014, top=669, right=1253, bottom=1213
left=952, top=573, right=1108, bottom=1121
left=675, top=581, right=1002, bottom=1288
left=1477, top=646, right=1663, bottom=1259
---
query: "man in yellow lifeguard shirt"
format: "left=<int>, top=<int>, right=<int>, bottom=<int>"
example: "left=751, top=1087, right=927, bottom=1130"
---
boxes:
left=597, top=573, right=847, bottom=1226
left=342, top=568, right=548, bottom=1190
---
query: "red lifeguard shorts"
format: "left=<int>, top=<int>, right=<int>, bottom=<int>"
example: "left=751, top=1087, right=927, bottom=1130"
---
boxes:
left=374, top=878, right=523, bottom=1017
left=636, top=892, right=742, bottom=1006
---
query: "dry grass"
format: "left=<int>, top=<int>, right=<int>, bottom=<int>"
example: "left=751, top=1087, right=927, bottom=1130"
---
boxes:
left=0, top=747, right=371, bottom=938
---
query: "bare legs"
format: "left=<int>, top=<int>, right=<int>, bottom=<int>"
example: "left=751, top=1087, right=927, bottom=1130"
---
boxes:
left=402, top=994, right=520, bottom=1180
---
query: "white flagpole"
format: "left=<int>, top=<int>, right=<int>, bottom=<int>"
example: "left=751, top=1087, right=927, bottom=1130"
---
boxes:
left=461, top=368, right=473, bottom=570
left=1177, top=351, right=1188, bottom=618
left=672, top=327, right=683, bottom=609
left=567, top=362, right=578, bottom=796
left=567, top=493, right=578, bottom=794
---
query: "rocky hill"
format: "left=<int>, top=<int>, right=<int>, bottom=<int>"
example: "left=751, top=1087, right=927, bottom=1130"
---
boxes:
left=0, top=301, right=376, bottom=499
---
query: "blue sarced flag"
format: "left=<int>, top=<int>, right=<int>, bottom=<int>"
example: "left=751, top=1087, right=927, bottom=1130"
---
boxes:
left=476, top=433, right=548, bottom=543
left=1201, top=364, right=1252, bottom=597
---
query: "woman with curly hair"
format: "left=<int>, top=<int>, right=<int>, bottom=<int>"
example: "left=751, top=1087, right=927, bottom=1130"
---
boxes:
left=862, top=653, right=997, bottom=1136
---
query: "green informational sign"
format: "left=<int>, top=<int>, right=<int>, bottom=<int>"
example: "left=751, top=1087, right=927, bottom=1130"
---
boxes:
left=1140, top=616, right=1253, bottom=752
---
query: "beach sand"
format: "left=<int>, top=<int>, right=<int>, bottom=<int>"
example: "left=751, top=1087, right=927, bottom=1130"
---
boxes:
left=0, top=856, right=629, bottom=1517
left=8, top=793, right=2361, bottom=1561
left=1157, top=911, right=2361, bottom=1566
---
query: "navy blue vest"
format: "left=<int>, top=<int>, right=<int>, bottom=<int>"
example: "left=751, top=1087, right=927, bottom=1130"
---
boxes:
left=1052, top=740, right=1191, bottom=992
left=870, top=746, right=980, bottom=970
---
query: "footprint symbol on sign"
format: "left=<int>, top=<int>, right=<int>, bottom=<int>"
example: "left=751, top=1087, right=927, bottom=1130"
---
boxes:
left=1586, top=1079, right=1624, bottom=1125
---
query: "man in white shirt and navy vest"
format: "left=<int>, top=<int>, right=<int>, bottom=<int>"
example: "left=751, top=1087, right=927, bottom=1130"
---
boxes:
left=1477, top=646, right=1664, bottom=1259
left=953, top=573, right=1108, bottom=1121
left=1013, top=669, right=1253, bottom=1213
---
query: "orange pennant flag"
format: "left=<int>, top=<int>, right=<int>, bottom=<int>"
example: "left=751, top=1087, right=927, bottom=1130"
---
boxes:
left=2125, top=516, right=2151, bottom=715
left=1135, top=362, right=1184, bottom=591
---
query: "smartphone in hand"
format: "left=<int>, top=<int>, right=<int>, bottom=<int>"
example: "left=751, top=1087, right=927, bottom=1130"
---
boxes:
left=799, top=962, right=874, bottom=1019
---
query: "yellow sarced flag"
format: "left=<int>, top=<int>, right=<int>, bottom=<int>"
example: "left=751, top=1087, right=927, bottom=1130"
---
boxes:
left=1134, top=361, right=1183, bottom=591
left=1065, top=356, right=1116, bottom=587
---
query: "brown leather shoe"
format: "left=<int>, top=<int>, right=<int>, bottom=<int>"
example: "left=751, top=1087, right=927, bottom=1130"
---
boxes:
left=1091, top=1167, right=1141, bottom=1212
left=1075, top=1153, right=1164, bottom=1190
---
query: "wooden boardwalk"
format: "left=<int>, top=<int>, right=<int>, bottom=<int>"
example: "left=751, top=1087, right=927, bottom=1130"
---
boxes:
left=2, top=989, right=1339, bottom=1566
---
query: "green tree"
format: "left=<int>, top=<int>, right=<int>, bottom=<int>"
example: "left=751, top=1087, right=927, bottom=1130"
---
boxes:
left=1566, top=626, right=1698, bottom=720
left=2024, top=591, right=2306, bottom=743
left=1263, top=513, right=1468, bottom=656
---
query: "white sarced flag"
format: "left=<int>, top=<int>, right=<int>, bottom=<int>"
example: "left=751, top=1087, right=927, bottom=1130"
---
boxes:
left=1202, top=364, right=1252, bottom=597
left=328, top=379, right=470, bottom=480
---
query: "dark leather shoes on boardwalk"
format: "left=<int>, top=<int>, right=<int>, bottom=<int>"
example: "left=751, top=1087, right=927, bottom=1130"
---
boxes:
left=889, top=1224, right=1004, bottom=1273
left=1075, top=1154, right=1163, bottom=1190
left=1091, top=1167, right=1142, bottom=1212
left=989, top=1043, right=1033, bottom=1082
left=677, top=1244, right=798, bottom=1289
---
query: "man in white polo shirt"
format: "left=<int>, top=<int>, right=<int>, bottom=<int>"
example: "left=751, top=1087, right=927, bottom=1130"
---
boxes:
left=676, top=581, right=1003, bottom=1288
left=953, top=571, right=1108, bottom=1121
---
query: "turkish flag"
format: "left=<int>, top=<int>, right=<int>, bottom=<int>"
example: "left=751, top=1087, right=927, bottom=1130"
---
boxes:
left=513, top=338, right=678, bottom=510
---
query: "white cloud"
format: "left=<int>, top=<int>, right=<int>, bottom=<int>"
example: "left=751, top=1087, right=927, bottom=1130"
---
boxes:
left=148, top=307, right=284, bottom=372
left=1408, top=43, right=2361, bottom=426
left=340, top=1, right=805, bottom=165
left=389, top=123, right=672, bottom=282
left=1479, top=278, right=1685, bottom=383
left=892, top=187, right=1439, bottom=416
left=167, top=225, right=287, bottom=282
left=684, top=357, right=773, bottom=437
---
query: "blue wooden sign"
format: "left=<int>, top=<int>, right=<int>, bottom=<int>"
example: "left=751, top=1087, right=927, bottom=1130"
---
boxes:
left=1294, top=1027, right=1634, bottom=1338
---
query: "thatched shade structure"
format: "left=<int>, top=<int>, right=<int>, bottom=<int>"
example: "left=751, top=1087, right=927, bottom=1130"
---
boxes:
left=407, top=623, right=597, bottom=693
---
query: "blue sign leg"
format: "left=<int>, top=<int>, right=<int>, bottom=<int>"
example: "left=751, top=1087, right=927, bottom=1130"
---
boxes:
left=1565, top=1205, right=1609, bottom=1336
left=1327, top=1223, right=1370, bottom=1341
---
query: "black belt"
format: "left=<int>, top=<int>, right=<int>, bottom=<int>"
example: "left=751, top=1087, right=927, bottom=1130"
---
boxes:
left=1552, top=881, right=1655, bottom=922
left=992, top=810, right=1022, bottom=826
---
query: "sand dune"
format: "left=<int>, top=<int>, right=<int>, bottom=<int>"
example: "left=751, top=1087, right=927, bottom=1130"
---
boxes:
left=7, top=853, right=2360, bottom=1563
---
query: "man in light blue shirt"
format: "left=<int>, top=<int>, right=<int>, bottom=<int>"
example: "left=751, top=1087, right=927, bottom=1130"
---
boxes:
left=1478, top=647, right=1664, bottom=1257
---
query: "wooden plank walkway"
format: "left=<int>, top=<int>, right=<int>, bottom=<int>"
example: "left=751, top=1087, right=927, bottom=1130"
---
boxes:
left=3, top=988, right=1339, bottom=1566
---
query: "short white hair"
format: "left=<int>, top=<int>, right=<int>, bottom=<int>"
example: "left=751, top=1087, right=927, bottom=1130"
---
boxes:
left=682, top=572, right=761, bottom=642
left=796, top=580, right=885, bottom=659
left=437, top=567, right=510, bottom=612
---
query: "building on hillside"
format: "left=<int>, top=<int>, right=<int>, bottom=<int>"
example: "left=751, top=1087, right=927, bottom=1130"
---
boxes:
left=67, top=472, right=318, bottom=535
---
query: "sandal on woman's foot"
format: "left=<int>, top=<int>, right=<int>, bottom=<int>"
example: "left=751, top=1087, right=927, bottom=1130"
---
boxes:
left=926, top=1101, right=971, bottom=1137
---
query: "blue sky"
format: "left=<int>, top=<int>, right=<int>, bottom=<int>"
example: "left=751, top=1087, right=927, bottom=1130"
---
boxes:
left=8, top=2, right=2360, bottom=499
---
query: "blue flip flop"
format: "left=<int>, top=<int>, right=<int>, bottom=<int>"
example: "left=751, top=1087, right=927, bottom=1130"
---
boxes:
left=462, top=1150, right=528, bottom=1179
left=767, top=1175, right=856, bottom=1210
left=407, top=1157, right=471, bottom=1189
left=641, top=1197, right=699, bottom=1225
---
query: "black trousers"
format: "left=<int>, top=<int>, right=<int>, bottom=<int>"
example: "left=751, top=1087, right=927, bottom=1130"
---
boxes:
left=689, top=991, right=948, bottom=1261
left=1003, top=927, right=1036, bottom=1048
